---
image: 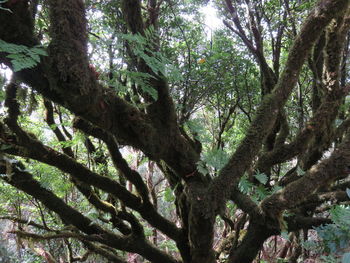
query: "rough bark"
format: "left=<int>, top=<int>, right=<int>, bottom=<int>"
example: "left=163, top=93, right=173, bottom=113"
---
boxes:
left=0, top=0, right=349, bottom=263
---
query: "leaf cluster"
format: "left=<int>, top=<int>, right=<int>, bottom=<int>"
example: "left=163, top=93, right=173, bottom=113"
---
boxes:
left=0, top=40, right=47, bottom=72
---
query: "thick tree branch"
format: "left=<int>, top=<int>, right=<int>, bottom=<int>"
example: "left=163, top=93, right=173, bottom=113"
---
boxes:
left=257, top=84, right=349, bottom=173
left=83, top=242, right=128, bottom=263
left=0, top=0, right=200, bottom=182
left=294, top=190, right=350, bottom=211
left=285, top=216, right=332, bottom=232
left=209, top=0, right=350, bottom=212
left=72, top=117, right=190, bottom=259
left=11, top=230, right=128, bottom=263
left=1, top=83, right=182, bottom=245
left=230, top=188, right=261, bottom=218
left=121, top=0, right=180, bottom=133
left=0, top=158, right=121, bottom=238
left=261, top=132, right=350, bottom=216
left=301, top=13, right=350, bottom=169
left=0, top=158, right=179, bottom=263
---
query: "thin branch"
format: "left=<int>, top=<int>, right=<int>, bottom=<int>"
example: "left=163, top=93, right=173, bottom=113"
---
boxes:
left=0, top=216, right=52, bottom=231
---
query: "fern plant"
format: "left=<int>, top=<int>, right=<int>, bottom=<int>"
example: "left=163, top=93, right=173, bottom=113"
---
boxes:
left=0, top=39, right=47, bottom=72
left=304, top=205, right=350, bottom=263
left=117, top=26, right=182, bottom=101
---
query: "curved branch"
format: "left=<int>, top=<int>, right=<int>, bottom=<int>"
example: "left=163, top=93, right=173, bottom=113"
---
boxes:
left=224, top=0, right=277, bottom=92
left=257, top=86, right=349, bottom=173
left=11, top=230, right=128, bottom=263
left=0, top=216, right=52, bottom=231
left=0, top=158, right=179, bottom=263
left=1, top=84, right=182, bottom=244
left=209, top=0, right=350, bottom=212
left=261, top=132, right=350, bottom=216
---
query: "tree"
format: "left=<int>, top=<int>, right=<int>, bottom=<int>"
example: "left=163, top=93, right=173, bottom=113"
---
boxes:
left=0, top=0, right=350, bottom=262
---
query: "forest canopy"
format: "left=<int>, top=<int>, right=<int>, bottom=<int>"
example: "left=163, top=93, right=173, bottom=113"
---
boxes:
left=0, top=0, right=350, bottom=262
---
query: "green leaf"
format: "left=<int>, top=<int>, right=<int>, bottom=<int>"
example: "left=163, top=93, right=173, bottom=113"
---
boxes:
left=164, top=187, right=175, bottom=202
left=30, top=46, right=48, bottom=56
left=0, top=39, right=27, bottom=53
left=202, top=148, right=229, bottom=170
left=0, top=89, right=5, bottom=102
left=330, top=206, right=350, bottom=227
left=0, top=40, right=47, bottom=72
left=271, top=185, right=282, bottom=193
left=254, top=172, right=268, bottom=185
left=87, top=211, right=99, bottom=220
left=255, top=185, right=269, bottom=200
left=141, top=84, right=158, bottom=101
left=185, top=118, right=209, bottom=143
left=239, top=176, right=254, bottom=194
left=49, top=124, right=58, bottom=130
left=119, top=70, right=158, bottom=101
